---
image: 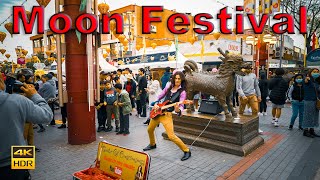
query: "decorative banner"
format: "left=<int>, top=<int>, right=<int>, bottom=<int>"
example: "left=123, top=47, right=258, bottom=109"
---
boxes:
left=307, top=48, right=320, bottom=67
left=75, top=30, right=82, bottom=43
left=117, top=51, right=176, bottom=65
left=95, top=141, right=150, bottom=180
left=79, top=0, right=87, bottom=12
left=244, top=0, right=255, bottom=14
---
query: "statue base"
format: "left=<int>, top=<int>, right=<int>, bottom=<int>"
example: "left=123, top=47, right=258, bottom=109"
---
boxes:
left=162, top=111, right=264, bottom=156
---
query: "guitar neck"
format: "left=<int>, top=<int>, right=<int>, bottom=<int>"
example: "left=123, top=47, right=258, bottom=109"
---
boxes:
left=161, top=102, right=181, bottom=110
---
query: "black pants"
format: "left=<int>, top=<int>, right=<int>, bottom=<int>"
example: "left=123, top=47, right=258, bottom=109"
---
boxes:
left=130, top=96, right=135, bottom=109
left=260, top=97, right=267, bottom=113
left=61, top=103, right=67, bottom=124
left=49, top=102, right=55, bottom=124
left=232, top=91, right=239, bottom=107
left=0, top=165, right=30, bottom=180
left=97, top=106, right=107, bottom=127
left=136, top=99, right=142, bottom=115
left=140, top=93, right=147, bottom=117
left=119, top=109, right=129, bottom=132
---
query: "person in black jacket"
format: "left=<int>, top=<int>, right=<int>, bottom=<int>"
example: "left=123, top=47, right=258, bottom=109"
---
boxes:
left=269, top=68, right=289, bottom=127
left=96, top=81, right=107, bottom=132
left=138, top=68, right=148, bottom=118
left=259, top=73, right=269, bottom=116
left=287, top=74, right=304, bottom=130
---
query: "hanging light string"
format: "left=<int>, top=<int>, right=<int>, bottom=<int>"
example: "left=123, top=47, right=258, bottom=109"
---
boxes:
left=0, top=0, right=28, bottom=28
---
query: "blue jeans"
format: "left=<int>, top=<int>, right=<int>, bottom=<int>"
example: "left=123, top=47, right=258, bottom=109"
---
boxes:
left=290, top=100, right=304, bottom=126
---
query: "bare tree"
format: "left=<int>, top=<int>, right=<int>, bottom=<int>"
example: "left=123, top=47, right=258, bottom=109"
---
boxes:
left=283, top=0, right=320, bottom=53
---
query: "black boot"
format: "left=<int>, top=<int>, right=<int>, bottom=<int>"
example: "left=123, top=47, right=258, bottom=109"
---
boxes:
left=115, top=126, right=120, bottom=132
left=58, top=124, right=67, bottom=129
left=288, top=125, right=293, bottom=130
left=298, top=125, right=303, bottom=130
left=303, top=129, right=314, bottom=138
left=310, top=128, right=320, bottom=137
left=143, top=118, right=150, bottom=125
left=181, top=151, right=191, bottom=161
left=143, top=144, right=156, bottom=151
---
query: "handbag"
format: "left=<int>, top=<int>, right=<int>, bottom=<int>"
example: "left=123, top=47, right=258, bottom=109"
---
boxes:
left=314, top=85, right=320, bottom=110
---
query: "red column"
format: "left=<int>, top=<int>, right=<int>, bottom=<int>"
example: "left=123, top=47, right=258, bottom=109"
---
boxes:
left=64, top=0, right=96, bottom=144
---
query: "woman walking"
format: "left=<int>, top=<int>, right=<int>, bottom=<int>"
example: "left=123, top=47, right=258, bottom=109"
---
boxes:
left=302, top=68, right=320, bottom=138
left=287, top=74, right=304, bottom=130
left=269, top=68, right=289, bottom=127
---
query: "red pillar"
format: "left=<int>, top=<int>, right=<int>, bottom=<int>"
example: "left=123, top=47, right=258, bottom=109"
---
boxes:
left=64, top=0, right=96, bottom=144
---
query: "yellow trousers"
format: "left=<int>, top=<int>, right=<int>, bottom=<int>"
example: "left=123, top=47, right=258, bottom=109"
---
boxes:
left=23, top=122, right=34, bottom=145
left=147, top=112, right=189, bottom=152
left=239, top=95, right=259, bottom=115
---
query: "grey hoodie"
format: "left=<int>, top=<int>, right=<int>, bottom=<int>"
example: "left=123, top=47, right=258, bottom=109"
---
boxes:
left=0, top=90, right=53, bottom=167
left=38, top=80, right=56, bottom=101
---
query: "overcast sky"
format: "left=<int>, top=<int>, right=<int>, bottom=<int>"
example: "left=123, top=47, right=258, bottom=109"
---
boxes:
left=0, top=0, right=305, bottom=62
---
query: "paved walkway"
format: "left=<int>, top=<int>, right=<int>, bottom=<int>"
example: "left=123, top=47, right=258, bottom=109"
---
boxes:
left=30, top=103, right=320, bottom=180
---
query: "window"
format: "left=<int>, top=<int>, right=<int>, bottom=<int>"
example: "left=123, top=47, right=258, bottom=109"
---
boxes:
left=33, top=40, right=41, bottom=48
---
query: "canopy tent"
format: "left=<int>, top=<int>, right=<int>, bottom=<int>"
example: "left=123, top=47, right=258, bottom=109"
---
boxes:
left=99, top=53, right=117, bottom=72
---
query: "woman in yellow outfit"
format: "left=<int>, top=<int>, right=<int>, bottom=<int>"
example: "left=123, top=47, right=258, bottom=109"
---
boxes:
left=143, top=71, right=191, bottom=161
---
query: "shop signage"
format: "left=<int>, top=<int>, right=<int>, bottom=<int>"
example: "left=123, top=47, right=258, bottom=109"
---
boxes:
left=118, top=51, right=176, bottom=65
left=307, top=48, right=320, bottom=67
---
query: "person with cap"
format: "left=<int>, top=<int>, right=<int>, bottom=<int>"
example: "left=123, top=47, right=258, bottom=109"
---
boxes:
left=38, top=74, right=57, bottom=128
left=124, top=73, right=137, bottom=111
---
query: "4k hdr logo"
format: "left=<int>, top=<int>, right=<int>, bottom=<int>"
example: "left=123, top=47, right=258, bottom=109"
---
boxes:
left=11, top=146, right=35, bottom=169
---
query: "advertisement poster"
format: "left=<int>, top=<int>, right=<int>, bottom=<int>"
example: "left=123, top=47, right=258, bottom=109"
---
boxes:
left=96, top=141, right=151, bottom=180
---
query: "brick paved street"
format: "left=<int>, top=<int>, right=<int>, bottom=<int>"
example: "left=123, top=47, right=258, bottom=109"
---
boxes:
left=30, top=103, right=320, bottom=180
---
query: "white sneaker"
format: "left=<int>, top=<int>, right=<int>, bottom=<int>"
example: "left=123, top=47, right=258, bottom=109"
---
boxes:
left=274, top=121, right=279, bottom=127
left=259, top=129, right=264, bottom=134
left=248, top=108, right=252, bottom=113
left=263, top=112, right=267, bottom=116
left=258, top=113, right=263, bottom=116
left=272, top=118, right=275, bottom=124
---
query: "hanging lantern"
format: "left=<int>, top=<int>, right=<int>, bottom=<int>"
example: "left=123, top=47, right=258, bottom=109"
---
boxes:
left=0, top=49, right=6, bottom=55
left=26, top=11, right=32, bottom=20
left=0, top=32, right=7, bottom=43
left=5, top=23, right=13, bottom=37
left=110, top=20, right=116, bottom=31
left=151, top=43, right=157, bottom=49
left=122, top=39, right=129, bottom=46
left=5, top=54, right=11, bottom=59
left=123, top=46, right=128, bottom=52
left=213, top=32, right=221, bottom=40
left=22, top=50, right=28, bottom=56
left=98, top=3, right=110, bottom=14
left=136, top=44, right=141, bottom=51
left=46, top=51, right=52, bottom=57
left=62, top=58, right=65, bottom=63
left=103, top=53, right=108, bottom=59
left=118, top=34, right=126, bottom=43
left=188, top=37, right=197, bottom=45
left=36, top=0, right=51, bottom=7
left=113, top=33, right=120, bottom=39
left=106, top=47, right=111, bottom=53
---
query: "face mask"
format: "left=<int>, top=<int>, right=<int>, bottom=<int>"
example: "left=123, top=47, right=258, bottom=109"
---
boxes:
left=312, top=73, right=320, bottom=79
left=295, top=79, right=303, bottom=83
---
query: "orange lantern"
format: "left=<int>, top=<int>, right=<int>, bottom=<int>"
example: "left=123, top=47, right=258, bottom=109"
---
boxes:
left=213, top=32, right=221, bottom=40
left=5, top=54, right=10, bottom=59
left=123, top=46, right=128, bottom=52
left=22, top=49, right=28, bottom=56
left=0, top=49, right=6, bottom=55
left=98, top=3, right=109, bottom=14
left=103, top=53, right=108, bottom=59
left=118, top=34, right=126, bottom=43
left=151, top=43, right=157, bottom=49
left=188, top=37, right=197, bottom=45
left=36, top=0, right=51, bottom=7
left=122, top=39, right=129, bottom=46
left=113, top=33, right=120, bottom=39
left=136, top=44, right=141, bottom=51
left=5, top=23, right=13, bottom=37
left=106, top=47, right=111, bottom=53
left=0, top=31, right=7, bottom=43
left=46, top=51, right=53, bottom=57
left=62, top=57, right=65, bottom=63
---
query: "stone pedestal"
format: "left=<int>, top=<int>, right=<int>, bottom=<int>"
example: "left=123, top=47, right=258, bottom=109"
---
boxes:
left=162, top=112, right=264, bottom=156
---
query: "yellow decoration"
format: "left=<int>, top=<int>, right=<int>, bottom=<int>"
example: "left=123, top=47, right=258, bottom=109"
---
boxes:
left=118, top=34, right=126, bottom=42
left=36, top=0, right=51, bottom=7
left=98, top=3, right=109, bottom=14
left=5, top=23, right=13, bottom=37
left=123, top=46, right=128, bottom=52
left=22, top=49, right=28, bottom=56
left=35, top=69, right=46, bottom=77
left=5, top=54, right=11, bottom=59
left=188, top=37, right=197, bottom=45
left=106, top=47, right=111, bottom=53
left=46, top=51, right=53, bottom=57
left=213, top=32, right=221, bottom=40
left=136, top=44, right=141, bottom=51
left=32, top=56, right=41, bottom=63
left=117, top=60, right=124, bottom=65
left=0, top=49, right=6, bottom=55
left=122, top=39, right=129, bottom=46
left=151, top=43, right=157, bottom=49
left=110, top=20, right=116, bottom=31
left=0, top=32, right=7, bottom=43
left=61, top=58, right=65, bottom=63
left=103, top=53, right=108, bottom=59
